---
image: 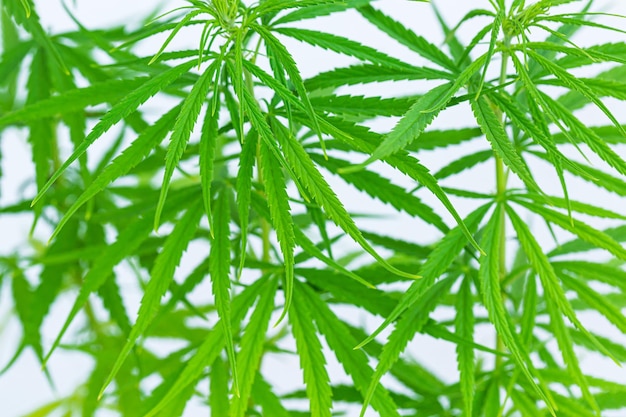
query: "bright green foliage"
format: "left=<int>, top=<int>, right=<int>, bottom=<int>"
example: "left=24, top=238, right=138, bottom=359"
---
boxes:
left=1, top=0, right=626, bottom=416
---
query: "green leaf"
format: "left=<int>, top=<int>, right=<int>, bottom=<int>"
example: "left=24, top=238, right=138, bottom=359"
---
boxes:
left=273, top=27, right=425, bottom=72
left=304, top=64, right=452, bottom=91
left=474, top=10, right=503, bottom=96
left=478, top=204, right=553, bottom=410
left=406, top=127, right=483, bottom=151
left=355, top=202, right=490, bottom=349
left=553, top=261, right=626, bottom=293
left=348, top=54, right=487, bottom=171
left=297, top=267, right=393, bottom=317
left=254, top=24, right=325, bottom=152
left=311, top=117, right=483, bottom=253
left=296, top=281, right=401, bottom=417
left=42, top=187, right=199, bottom=365
left=273, top=119, right=419, bottom=280
left=308, top=94, right=416, bottom=118
left=31, top=59, right=197, bottom=206
left=271, top=0, right=374, bottom=25
left=511, top=52, right=626, bottom=177
left=155, top=61, right=218, bottom=228
left=236, top=129, right=258, bottom=278
left=245, top=61, right=476, bottom=249
left=200, top=96, right=220, bottom=234
left=210, top=187, right=239, bottom=396
left=231, top=277, right=277, bottom=417
left=514, top=193, right=626, bottom=221
left=358, top=5, right=457, bottom=72
left=560, top=272, right=626, bottom=335
left=293, top=228, right=374, bottom=288
left=345, top=82, right=452, bottom=171
left=50, top=105, right=182, bottom=241
left=506, top=205, right=601, bottom=412
left=0, top=78, right=146, bottom=127
left=251, top=374, right=291, bottom=417
left=258, top=138, right=295, bottom=323
left=99, top=201, right=204, bottom=398
left=311, top=153, right=448, bottom=232
left=515, top=199, right=626, bottom=261
left=144, top=276, right=270, bottom=417
left=358, top=275, right=458, bottom=417
left=470, top=95, right=541, bottom=194
left=25, top=48, right=53, bottom=193
left=433, top=149, right=492, bottom=180
left=527, top=48, right=626, bottom=138
left=456, top=277, right=475, bottom=417
left=290, top=288, right=332, bottom=417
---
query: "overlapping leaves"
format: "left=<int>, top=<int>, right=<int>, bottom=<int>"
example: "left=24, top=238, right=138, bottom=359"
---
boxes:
left=1, top=0, right=626, bottom=416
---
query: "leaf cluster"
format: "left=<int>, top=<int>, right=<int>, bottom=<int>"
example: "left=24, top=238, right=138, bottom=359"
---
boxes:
left=1, top=0, right=626, bottom=416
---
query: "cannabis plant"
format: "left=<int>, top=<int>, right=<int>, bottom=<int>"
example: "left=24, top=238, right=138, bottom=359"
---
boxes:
left=1, top=0, right=626, bottom=415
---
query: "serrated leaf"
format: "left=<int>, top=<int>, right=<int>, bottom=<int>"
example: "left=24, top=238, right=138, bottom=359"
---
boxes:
left=293, top=227, right=373, bottom=288
left=296, top=281, right=401, bottom=417
left=304, top=63, right=452, bottom=91
left=231, top=277, right=277, bottom=417
left=32, top=59, right=197, bottom=206
left=311, top=153, right=448, bottom=232
left=273, top=27, right=424, bottom=72
left=515, top=199, right=626, bottom=261
left=355, top=202, right=490, bottom=349
left=210, top=187, right=238, bottom=396
left=155, top=61, right=218, bottom=228
left=553, top=261, right=626, bottom=293
left=308, top=94, right=415, bottom=118
left=478, top=204, right=553, bottom=410
left=456, top=277, right=475, bottom=417
left=200, top=97, right=220, bottom=233
left=42, top=188, right=199, bottom=364
left=243, top=61, right=477, bottom=249
left=0, top=78, right=146, bottom=127
left=236, top=129, right=258, bottom=278
left=347, top=82, right=452, bottom=170
left=258, top=138, right=295, bottom=323
left=433, top=149, right=492, bottom=180
left=99, top=201, right=204, bottom=398
left=514, top=193, right=626, bottom=220
left=273, top=119, right=419, bottom=280
left=511, top=52, right=626, bottom=177
left=527, top=48, right=626, bottom=138
left=506, top=205, right=601, bottom=412
left=358, top=5, right=457, bottom=72
left=271, top=0, right=374, bottom=25
left=144, top=276, right=270, bottom=417
left=471, top=95, right=541, bottom=194
left=50, top=105, right=182, bottom=241
left=297, top=267, right=393, bottom=317
left=254, top=24, right=325, bottom=151
left=251, top=374, right=291, bottom=417
left=349, top=54, right=487, bottom=171
left=359, top=275, right=457, bottom=417
left=290, top=289, right=332, bottom=417
left=560, top=272, right=626, bottom=334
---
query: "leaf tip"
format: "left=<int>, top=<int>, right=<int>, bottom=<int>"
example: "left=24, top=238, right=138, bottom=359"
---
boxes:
left=353, top=340, right=367, bottom=350
left=337, top=163, right=368, bottom=175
